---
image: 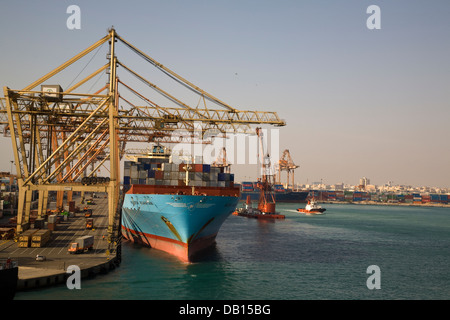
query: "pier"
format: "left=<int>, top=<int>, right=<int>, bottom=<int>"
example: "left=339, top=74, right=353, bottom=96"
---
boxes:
left=0, top=195, right=120, bottom=291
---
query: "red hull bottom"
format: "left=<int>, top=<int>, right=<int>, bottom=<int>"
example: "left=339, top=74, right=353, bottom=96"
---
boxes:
left=122, top=226, right=217, bottom=263
left=297, top=209, right=326, bottom=214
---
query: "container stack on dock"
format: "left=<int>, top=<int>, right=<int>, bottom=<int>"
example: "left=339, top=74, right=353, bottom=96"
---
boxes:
left=47, top=214, right=58, bottom=231
left=123, top=159, right=234, bottom=188
left=30, top=229, right=52, bottom=248
left=307, top=189, right=449, bottom=205
left=17, top=228, right=52, bottom=248
left=18, top=229, right=37, bottom=248
left=274, top=184, right=284, bottom=192
left=241, top=182, right=254, bottom=192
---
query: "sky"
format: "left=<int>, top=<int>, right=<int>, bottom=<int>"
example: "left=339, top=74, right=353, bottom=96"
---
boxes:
left=0, top=0, right=449, bottom=188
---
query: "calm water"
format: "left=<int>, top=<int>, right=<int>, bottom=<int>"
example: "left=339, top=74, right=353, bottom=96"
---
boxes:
left=15, top=203, right=450, bottom=300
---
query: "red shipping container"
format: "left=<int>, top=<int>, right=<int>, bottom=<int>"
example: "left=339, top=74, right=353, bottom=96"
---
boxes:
left=155, top=171, right=164, bottom=179
left=194, top=164, right=203, bottom=172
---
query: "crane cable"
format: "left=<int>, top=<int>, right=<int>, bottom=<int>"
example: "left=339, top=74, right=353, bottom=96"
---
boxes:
left=116, top=35, right=237, bottom=113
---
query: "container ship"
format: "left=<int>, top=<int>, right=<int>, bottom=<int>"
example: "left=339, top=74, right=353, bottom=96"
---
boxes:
left=240, top=181, right=309, bottom=203
left=121, top=146, right=240, bottom=262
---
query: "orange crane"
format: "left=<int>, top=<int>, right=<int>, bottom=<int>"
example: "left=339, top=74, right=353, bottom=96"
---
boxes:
left=255, top=128, right=276, bottom=214
left=232, top=128, right=284, bottom=219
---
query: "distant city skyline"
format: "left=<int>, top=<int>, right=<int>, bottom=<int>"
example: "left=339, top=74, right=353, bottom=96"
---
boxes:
left=1, top=1, right=449, bottom=188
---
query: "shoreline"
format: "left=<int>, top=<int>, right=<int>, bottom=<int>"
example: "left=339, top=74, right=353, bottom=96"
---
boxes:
left=318, top=200, right=450, bottom=208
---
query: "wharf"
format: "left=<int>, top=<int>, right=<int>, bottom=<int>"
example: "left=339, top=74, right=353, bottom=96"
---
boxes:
left=0, top=194, right=120, bottom=292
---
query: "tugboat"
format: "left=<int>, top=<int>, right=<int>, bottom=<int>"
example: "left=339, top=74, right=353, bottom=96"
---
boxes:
left=0, top=258, right=18, bottom=300
left=297, top=199, right=326, bottom=215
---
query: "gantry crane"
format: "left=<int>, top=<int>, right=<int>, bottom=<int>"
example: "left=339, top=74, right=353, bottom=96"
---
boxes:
left=276, top=149, right=299, bottom=189
left=0, top=28, right=286, bottom=255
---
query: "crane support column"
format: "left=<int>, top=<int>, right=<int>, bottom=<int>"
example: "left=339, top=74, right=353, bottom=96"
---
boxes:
left=107, top=29, right=120, bottom=246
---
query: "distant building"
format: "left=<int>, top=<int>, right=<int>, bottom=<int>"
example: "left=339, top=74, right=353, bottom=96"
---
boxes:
left=360, top=177, right=370, bottom=187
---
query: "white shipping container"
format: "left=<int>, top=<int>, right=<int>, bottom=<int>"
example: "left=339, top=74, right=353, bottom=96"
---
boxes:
left=170, top=172, right=178, bottom=180
left=170, top=180, right=178, bottom=186
left=164, top=172, right=171, bottom=180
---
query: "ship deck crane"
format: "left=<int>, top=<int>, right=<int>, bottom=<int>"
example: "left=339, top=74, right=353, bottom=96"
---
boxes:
left=211, top=147, right=231, bottom=173
left=0, top=28, right=286, bottom=255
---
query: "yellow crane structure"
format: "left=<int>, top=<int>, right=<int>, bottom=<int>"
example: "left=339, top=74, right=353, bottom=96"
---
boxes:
left=0, top=28, right=285, bottom=255
left=276, top=149, right=299, bottom=189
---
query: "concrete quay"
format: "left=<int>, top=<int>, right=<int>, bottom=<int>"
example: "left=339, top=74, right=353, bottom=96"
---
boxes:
left=0, top=194, right=121, bottom=292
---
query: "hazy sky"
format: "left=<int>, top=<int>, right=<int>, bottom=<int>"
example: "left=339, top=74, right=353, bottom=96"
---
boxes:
left=1, top=1, right=449, bottom=188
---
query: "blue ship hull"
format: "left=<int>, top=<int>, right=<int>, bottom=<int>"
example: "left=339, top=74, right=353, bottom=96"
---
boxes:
left=121, top=192, right=239, bottom=262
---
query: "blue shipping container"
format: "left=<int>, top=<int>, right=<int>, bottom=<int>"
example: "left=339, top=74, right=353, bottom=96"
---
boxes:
left=147, top=170, right=155, bottom=178
left=202, top=164, right=211, bottom=172
left=124, top=176, right=130, bottom=185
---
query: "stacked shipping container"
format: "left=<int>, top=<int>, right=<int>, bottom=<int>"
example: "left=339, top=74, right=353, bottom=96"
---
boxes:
left=123, top=160, right=234, bottom=189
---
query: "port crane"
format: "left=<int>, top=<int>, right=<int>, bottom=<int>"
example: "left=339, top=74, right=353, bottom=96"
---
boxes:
left=0, top=28, right=286, bottom=254
left=276, top=149, right=299, bottom=189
